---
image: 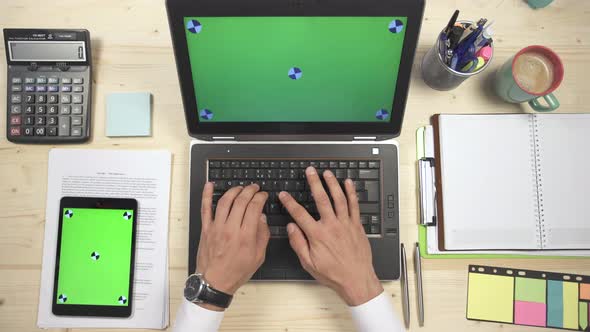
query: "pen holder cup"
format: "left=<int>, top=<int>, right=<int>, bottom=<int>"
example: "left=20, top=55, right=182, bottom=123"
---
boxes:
left=421, top=23, right=493, bottom=91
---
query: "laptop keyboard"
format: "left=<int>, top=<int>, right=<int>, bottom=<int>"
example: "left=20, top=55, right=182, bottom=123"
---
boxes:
left=208, top=159, right=382, bottom=236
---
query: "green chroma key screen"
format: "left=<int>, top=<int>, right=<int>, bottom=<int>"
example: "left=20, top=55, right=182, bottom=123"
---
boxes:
left=184, top=17, right=408, bottom=122
left=56, top=208, right=133, bottom=306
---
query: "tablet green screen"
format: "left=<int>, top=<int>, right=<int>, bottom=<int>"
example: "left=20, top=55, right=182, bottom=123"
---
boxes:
left=55, top=208, right=133, bottom=306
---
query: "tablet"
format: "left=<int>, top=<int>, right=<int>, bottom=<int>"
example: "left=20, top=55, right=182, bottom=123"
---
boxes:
left=52, top=197, right=138, bottom=317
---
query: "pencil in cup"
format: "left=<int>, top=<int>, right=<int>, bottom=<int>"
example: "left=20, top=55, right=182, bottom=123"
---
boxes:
left=421, top=20, right=494, bottom=91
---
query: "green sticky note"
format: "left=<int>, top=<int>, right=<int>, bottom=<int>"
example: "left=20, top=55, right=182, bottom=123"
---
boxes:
left=467, top=272, right=514, bottom=323
left=580, top=302, right=588, bottom=331
left=106, top=92, right=151, bottom=137
left=515, top=277, right=546, bottom=303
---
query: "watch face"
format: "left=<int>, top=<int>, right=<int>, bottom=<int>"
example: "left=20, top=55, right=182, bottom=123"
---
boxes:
left=184, top=274, right=203, bottom=302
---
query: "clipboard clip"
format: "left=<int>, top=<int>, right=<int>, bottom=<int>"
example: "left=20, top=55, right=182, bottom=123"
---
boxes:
left=418, top=157, right=437, bottom=226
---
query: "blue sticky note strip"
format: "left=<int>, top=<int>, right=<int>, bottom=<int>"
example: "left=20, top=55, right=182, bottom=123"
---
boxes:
left=106, top=92, right=151, bottom=137
left=547, top=280, right=563, bottom=328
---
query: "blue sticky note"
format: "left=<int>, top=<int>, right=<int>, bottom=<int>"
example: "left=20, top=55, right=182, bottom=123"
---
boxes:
left=106, top=92, right=151, bottom=137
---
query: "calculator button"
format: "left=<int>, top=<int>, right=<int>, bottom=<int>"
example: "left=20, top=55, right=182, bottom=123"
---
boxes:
left=11, top=77, right=22, bottom=84
left=71, top=127, right=83, bottom=136
left=48, top=77, right=59, bottom=84
left=60, top=95, right=71, bottom=104
left=72, top=105, right=83, bottom=114
left=11, top=85, right=22, bottom=92
left=58, top=117, right=70, bottom=136
left=25, top=85, right=36, bottom=92
left=48, top=95, right=59, bottom=104
left=36, top=105, right=46, bottom=114
left=25, top=78, right=35, bottom=84
left=48, top=105, right=59, bottom=115
left=60, top=105, right=71, bottom=114
left=37, top=95, right=47, bottom=103
left=35, top=127, right=46, bottom=136
left=61, top=77, right=72, bottom=84
left=36, top=86, right=47, bottom=92
left=24, top=127, right=34, bottom=136
left=73, top=85, right=84, bottom=92
left=36, top=77, right=47, bottom=84
left=24, top=116, right=35, bottom=125
left=10, top=127, right=21, bottom=136
left=48, top=85, right=59, bottom=92
left=11, top=94, right=22, bottom=103
left=61, top=85, right=72, bottom=92
left=36, top=116, right=46, bottom=125
left=71, top=116, right=83, bottom=126
left=48, top=127, right=58, bottom=136
left=72, top=95, right=83, bottom=104
left=48, top=116, right=58, bottom=125
left=24, top=106, right=35, bottom=114
left=10, top=105, right=22, bottom=114
left=25, top=95, right=35, bottom=104
left=10, top=115, right=21, bottom=125
left=73, top=78, right=83, bottom=84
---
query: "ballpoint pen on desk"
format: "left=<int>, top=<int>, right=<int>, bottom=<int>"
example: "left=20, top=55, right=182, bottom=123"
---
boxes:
left=414, top=243, right=424, bottom=327
left=400, top=243, right=410, bottom=329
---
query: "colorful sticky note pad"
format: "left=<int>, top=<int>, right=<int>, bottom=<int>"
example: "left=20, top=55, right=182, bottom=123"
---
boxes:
left=467, top=272, right=514, bottom=323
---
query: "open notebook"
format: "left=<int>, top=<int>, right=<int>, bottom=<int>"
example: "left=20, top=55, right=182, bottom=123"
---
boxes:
left=432, top=114, right=590, bottom=251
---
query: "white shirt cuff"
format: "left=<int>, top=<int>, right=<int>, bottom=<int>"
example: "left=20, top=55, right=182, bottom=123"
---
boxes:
left=173, top=298, right=225, bottom=332
left=349, top=292, right=404, bottom=332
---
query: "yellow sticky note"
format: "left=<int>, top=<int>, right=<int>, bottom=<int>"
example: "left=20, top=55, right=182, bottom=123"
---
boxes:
left=563, top=281, right=579, bottom=329
left=467, top=273, right=514, bottom=323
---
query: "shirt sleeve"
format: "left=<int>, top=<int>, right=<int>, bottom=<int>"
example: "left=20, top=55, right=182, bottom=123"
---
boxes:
left=349, top=292, right=404, bottom=332
left=173, top=298, right=225, bottom=332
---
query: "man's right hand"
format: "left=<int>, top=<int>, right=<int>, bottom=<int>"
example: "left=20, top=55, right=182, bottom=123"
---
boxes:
left=278, top=166, right=383, bottom=306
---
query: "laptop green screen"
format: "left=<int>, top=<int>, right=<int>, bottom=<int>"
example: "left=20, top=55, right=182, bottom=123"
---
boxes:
left=183, top=17, right=407, bottom=122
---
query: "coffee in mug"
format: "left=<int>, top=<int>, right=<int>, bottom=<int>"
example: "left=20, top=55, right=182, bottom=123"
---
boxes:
left=494, top=45, right=563, bottom=112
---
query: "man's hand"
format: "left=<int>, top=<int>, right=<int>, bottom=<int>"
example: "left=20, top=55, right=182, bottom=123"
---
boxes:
left=196, top=183, right=270, bottom=310
left=279, top=167, right=383, bottom=306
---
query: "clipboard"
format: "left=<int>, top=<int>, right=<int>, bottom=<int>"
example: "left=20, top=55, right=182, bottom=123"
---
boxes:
left=416, top=122, right=586, bottom=259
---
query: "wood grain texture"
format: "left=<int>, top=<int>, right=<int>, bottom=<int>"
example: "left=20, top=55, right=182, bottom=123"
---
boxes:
left=0, top=0, right=589, bottom=331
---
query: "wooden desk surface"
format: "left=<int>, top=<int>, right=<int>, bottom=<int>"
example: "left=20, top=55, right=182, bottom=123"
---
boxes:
left=1, top=0, right=589, bottom=331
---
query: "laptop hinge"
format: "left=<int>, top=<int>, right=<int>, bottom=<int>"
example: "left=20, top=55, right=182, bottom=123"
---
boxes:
left=353, top=136, right=377, bottom=140
left=212, top=136, right=236, bottom=140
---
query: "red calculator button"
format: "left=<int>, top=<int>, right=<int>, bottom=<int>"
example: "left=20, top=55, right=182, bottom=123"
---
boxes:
left=10, top=115, right=21, bottom=125
left=10, top=127, right=21, bottom=136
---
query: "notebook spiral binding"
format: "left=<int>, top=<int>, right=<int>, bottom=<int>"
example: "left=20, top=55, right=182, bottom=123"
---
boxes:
left=532, top=114, right=546, bottom=249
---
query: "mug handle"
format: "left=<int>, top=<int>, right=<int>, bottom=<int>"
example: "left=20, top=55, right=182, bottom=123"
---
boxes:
left=529, top=93, right=560, bottom=112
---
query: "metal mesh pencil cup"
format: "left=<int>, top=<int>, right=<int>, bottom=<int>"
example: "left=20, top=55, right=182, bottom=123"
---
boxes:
left=421, top=21, right=493, bottom=91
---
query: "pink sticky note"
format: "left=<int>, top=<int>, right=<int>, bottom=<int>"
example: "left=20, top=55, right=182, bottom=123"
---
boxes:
left=515, top=301, right=546, bottom=327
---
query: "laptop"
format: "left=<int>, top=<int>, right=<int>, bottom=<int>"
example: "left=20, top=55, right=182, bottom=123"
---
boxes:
left=166, top=0, right=424, bottom=280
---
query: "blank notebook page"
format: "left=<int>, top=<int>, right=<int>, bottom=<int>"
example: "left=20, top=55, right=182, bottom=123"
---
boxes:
left=535, top=114, right=590, bottom=249
left=439, top=115, right=540, bottom=250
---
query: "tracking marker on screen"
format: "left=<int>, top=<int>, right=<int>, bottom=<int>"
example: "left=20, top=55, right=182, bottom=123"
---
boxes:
left=58, top=294, right=68, bottom=303
left=118, top=296, right=127, bottom=305
left=288, top=67, right=303, bottom=80
left=376, top=109, right=390, bottom=120
left=64, top=210, right=74, bottom=218
left=90, top=251, right=100, bottom=261
left=187, top=19, right=202, bottom=34
left=388, top=19, right=404, bottom=34
left=200, top=109, right=213, bottom=120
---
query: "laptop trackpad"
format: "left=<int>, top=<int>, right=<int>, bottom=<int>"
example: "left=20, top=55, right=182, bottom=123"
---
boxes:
left=256, top=238, right=312, bottom=280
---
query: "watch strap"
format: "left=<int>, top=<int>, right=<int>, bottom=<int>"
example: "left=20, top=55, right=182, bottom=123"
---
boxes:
left=199, top=284, right=233, bottom=308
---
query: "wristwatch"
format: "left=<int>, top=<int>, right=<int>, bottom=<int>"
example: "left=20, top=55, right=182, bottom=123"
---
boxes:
left=183, top=273, right=233, bottom=308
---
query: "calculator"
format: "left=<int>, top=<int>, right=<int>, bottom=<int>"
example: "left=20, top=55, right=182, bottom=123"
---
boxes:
left=4, top=29, right=92, bottom=143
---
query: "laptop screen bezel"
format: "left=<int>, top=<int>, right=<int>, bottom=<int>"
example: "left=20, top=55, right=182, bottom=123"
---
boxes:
left=166, top=0, right=424, bottom=139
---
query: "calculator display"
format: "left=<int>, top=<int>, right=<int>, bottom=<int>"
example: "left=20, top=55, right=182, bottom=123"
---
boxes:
left=8, top=41, right=86, bottom=62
